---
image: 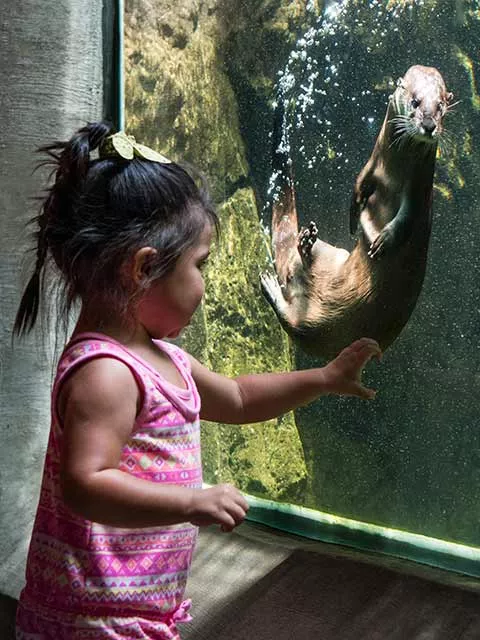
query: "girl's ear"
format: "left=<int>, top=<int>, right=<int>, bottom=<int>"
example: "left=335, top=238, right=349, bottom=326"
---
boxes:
left=132, top=247, right=158, bottom=286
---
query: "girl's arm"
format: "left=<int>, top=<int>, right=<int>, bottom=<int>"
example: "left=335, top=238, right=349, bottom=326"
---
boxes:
left=59, top=357, right=248, bottom=530
left=191, top=338, right=381, bottom=424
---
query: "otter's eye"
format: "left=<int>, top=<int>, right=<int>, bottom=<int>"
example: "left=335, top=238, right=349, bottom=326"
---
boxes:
left=438, top=101, right=445, bottom=114
left=411, top=98, right=421, bottom=109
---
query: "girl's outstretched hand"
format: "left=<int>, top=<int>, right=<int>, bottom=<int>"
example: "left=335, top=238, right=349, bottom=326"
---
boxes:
left=321, top=338, right=382, bottom=399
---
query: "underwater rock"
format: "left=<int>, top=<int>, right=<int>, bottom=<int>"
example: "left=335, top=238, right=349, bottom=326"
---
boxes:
left=125, top=0, right=309, bottom=500
left=183, top=187, right=308, bottom=499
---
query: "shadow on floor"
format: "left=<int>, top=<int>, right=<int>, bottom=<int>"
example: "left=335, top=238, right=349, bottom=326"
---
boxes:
left=188, top=547, right=480, bottom=640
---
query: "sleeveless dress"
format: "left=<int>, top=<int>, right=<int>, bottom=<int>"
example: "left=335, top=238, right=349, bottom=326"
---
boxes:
left=16, top=333, right=203, bottom=640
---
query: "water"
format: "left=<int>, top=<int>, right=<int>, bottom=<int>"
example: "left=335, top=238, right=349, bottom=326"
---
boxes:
left=262, top=0, right=480, bottom=548
left=268, top=0, right=464, bottom=243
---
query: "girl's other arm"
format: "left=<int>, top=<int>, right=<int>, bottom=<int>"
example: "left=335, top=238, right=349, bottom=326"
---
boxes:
left=191, top=338, right=381, bottom=424
left=59, top=358, right=248, bottom=530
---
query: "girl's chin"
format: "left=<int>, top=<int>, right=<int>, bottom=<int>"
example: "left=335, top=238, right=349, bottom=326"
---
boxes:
left=144, top=326, right=182, bottom=340
left=166, top=328, right=182, bottom=339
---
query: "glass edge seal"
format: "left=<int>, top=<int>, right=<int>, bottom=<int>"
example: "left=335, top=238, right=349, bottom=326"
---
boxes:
left=203, top=484, right=480, bottom=579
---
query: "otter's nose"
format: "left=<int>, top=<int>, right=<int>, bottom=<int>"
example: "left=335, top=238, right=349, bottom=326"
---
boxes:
left=422, top=116, right=436, bottom=135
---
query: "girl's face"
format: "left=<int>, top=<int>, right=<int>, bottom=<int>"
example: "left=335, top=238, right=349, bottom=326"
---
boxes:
left=136, top=224, right=213, bottom=339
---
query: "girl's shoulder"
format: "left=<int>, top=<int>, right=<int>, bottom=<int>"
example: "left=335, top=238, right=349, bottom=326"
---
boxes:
left=55, top=333, right=151, bottom=408
left=58, top=334, right=141, bottom=377
left=55, top=334, right=200, bottom=429
left=53, top=336, right=146, bottom=430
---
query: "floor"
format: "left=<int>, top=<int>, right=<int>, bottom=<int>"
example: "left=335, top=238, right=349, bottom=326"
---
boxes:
left=2, top=521, right=479, bottom=639
left=182, top=522, right=480, bottom=639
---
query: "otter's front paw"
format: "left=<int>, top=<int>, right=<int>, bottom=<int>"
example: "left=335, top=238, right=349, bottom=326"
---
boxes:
left=298, top=221, right=318, bottom=266
left=368, top=225, right=395, bottom=259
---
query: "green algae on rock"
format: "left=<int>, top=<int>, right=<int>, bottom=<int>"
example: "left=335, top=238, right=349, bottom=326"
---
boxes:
left=124, top=0, right=308, bottom=501
left=185, top=188, right=307, bottom=501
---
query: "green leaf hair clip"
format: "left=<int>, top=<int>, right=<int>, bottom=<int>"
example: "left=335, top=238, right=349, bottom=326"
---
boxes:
left=99, top=131, right=171, bottom=163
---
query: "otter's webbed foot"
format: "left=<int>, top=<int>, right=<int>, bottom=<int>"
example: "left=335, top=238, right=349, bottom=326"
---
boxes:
left=368, top=223, right=396, bottom=259
left=298, top=221, right=318, bottom=268
left=260, top=272, right=288, bottom=311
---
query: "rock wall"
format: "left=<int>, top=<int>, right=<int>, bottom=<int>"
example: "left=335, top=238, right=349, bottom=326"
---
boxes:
left=125, top=0, right=316, bottom=500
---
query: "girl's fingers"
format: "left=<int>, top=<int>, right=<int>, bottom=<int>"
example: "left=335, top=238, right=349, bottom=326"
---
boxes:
left=219, top=513, right=236, bottom=532
left=234, top=493, right=250, bottom=513
left=337, top=338, right=381, bottom=359
left=346, top=340, right=382, bottom=366
left=220, top=503, right=247, bottom=532
left=350, top=337, right=379, bottom=349
left=357, top=385, right=377, bottom=400
left=326, top=338, right=380, bottom=400
left=345, top=379, right=377, bottom=400
left=355, top=339, right=382, bottom=357
left=345, top=340, right=381, bottom=398
left=229, top=503, right=248, bottom=525
left=359, top=346, right=382, bottom=367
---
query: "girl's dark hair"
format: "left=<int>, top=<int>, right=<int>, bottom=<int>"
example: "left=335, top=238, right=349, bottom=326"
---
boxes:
left=14, top=122, right=218, bottom=335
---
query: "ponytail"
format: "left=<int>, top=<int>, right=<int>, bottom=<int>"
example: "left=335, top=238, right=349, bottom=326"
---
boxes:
left=13, top=218, right=48, bottom=335
left=13, top=122, right=113, bottom=336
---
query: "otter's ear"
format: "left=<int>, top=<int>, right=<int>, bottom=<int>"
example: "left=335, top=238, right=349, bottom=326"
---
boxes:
left=446, top=91, right=454, bottom=103
left=396, top=77, right=404, bottom=88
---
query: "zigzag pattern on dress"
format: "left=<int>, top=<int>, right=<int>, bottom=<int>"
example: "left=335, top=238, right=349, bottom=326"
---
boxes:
left=124, top=434, right=201, bottom=451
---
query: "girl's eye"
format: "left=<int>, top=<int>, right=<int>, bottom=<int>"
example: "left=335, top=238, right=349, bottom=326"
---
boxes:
left=198, top=259, right=208, bottom=271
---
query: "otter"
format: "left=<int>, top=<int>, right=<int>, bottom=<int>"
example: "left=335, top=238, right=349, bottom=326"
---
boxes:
left=261, top=65, right=453, bottom=360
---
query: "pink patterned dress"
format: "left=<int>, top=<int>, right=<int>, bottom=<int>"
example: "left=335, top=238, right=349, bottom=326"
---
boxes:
left=16, top=333, right=203, bottom=640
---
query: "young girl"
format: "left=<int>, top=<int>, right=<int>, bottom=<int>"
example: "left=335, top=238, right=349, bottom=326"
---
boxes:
left=14, top=122, right=381, bottom=640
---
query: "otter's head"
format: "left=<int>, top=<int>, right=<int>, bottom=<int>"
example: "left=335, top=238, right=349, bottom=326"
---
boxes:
left=388, top=65, right=453, bottom=146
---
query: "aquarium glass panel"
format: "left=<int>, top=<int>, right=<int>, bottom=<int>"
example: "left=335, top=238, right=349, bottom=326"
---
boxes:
left=124, top=0, right=480, bottom=570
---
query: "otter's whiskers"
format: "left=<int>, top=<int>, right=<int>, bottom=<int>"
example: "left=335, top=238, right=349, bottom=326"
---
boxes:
left=388, top=115, right=417, bottom=150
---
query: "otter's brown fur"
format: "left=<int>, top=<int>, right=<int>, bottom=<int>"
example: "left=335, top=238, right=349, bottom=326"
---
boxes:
left=261, top=65, right=453, bottom=359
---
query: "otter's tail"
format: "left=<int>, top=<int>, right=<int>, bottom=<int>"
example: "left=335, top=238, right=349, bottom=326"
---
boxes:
left=269, top=92, right=299, bottom=286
